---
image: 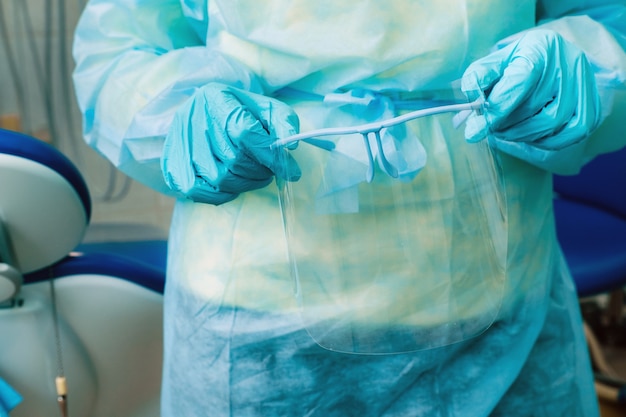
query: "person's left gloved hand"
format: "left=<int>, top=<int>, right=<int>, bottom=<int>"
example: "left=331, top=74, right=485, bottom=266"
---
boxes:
left=461, top=29, right=602, bottom=170
left=162, top=82, right=301, bottom=205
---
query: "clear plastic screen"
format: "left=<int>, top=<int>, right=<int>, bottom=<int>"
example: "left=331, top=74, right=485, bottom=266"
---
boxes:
left=274, top=91, right=507, bottom=354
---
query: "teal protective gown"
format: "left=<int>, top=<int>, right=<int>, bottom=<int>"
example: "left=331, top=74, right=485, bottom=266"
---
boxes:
left=73, top=1, right=626, bottom=415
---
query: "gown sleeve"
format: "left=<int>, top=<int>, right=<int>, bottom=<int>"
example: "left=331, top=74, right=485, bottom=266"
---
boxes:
left=72, top=0, right=262, bottom=194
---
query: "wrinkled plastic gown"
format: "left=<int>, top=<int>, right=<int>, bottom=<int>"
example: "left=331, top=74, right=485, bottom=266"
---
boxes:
left=276, top=89, right=508, bottom=354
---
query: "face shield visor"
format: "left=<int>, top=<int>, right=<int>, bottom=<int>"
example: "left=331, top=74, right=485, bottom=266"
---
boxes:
left=273, top=84, right=507, bottom=355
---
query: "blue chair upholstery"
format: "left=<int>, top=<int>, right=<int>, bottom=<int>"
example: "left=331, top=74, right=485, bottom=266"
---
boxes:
left=554, top=147, right=626, bottom=297
left=23, top=240, right=168, bottom=294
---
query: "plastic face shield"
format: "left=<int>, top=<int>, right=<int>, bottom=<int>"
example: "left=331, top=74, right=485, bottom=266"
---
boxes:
left=274, top=90, right=507, bottom=355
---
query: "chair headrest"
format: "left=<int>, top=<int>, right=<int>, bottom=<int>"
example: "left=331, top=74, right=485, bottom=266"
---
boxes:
left=0, top=129, right=91, bottom=273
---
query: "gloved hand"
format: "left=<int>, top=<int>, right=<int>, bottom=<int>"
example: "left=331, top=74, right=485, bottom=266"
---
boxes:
left=461, top=29, right=602, bottom=169
left=162, top=82, right=301, bottom=205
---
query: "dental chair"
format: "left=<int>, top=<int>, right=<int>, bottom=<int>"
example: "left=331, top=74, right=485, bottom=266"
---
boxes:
left=553, top=145, right=626, bottom=404
left=0, top=128, right=166, bottom=417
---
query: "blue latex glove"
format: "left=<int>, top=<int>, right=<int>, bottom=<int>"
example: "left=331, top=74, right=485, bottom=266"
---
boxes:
left=461, top=29, right=602, bottom=170
left=162, top=82, right=301, bottom=205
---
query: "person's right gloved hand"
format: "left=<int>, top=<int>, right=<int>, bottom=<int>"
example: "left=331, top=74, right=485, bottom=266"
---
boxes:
left=162, top=82, right=301, bottom=205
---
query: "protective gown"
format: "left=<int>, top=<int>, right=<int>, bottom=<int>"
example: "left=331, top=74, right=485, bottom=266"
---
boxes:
left=72, top=1, right=626, bottom=416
